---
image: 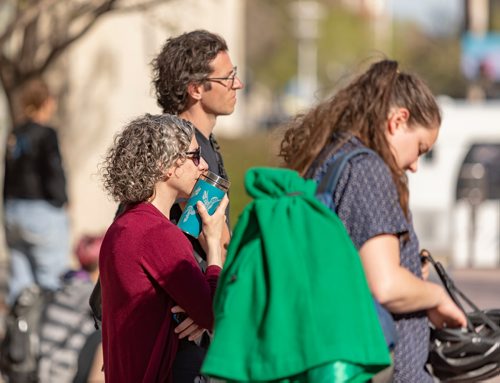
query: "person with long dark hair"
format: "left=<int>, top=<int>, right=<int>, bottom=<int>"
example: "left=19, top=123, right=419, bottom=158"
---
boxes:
left=280, top=59, right=467, bottom=382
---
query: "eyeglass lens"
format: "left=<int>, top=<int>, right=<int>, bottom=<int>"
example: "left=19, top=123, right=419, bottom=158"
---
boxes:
left=186, top=147, right=201, bottom=166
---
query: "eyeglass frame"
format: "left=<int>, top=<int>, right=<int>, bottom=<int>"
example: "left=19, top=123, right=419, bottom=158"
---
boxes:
left=205, top=66, right=238, bottom=88
left=185, top=147, right=202, bottom=166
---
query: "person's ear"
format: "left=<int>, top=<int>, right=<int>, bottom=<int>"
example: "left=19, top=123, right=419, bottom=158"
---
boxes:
left=187, top=82, right=203, bottom=101
left=387, top=107, right=410, bottom=135
left=164, top=165, right=176, bottom=179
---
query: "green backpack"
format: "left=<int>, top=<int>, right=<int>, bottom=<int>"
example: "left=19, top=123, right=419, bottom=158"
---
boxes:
left=202, top=167, right=390, bottom=383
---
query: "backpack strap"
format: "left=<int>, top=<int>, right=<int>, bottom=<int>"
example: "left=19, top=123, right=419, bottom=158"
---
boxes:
left=316, top=148, right=374, bottom=210
left=315, top=146, right=398, bottom=351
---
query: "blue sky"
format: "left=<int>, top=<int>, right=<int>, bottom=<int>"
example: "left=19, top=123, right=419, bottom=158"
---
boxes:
left=392, top=0, right=463, bottom=35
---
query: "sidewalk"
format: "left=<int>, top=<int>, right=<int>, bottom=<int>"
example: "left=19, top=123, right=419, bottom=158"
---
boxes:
left=449, top=268, right=500, bottom=310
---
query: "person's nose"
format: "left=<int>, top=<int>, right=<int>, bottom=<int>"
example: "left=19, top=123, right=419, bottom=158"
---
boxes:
left=408, top=159, right=418, bottom=173
left=199, top=157, right=209, bottom=172
left=232, top=75, right=244, bottom=90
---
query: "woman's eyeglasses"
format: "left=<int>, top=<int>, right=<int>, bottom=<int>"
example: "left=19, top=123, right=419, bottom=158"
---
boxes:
left=185, top=147, right=201, bottom=166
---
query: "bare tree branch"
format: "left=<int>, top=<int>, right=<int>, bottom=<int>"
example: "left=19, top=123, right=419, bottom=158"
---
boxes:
left=0, top=0, right=59, bottom=46
left=0, top=0, right=168, bottom=125
left=39, top=4, right=115, bottom=75
left=111, top=0, right=166, bottom=13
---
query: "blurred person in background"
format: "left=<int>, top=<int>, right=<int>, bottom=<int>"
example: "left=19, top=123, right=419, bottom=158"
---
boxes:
left=3, top=78, right=69, bottom=305
left=38, top=234, right=104, bottom=383
left=280, top=59, right=467, bottom=383
left=99, top=114, right=227, bottom=383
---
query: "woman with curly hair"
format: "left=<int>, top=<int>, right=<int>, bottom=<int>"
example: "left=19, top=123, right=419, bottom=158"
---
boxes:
left=99, top=113, right=228, bottom=383
left=280, top=60, right=467, bottom=382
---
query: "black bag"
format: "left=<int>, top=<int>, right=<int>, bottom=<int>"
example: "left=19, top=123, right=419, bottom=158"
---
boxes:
left=314, top=148, right=398, bottom=350
left=89, top=279, right=102, bottom=329
left=0, top=285, right=53, bottom=383
left=426, top=251, right=500, bottom=382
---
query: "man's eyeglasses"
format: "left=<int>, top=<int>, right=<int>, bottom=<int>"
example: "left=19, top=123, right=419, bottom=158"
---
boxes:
left=206, top=67, right=238, bottom=88
left=185, top=147, right=201, bottom=166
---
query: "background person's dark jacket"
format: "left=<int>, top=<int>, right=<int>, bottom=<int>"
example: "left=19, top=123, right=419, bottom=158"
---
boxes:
left=4, top=120, right=68, bottom=207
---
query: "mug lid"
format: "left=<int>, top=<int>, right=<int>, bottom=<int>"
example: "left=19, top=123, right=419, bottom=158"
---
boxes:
left=202, top=170, right=230, bottom=189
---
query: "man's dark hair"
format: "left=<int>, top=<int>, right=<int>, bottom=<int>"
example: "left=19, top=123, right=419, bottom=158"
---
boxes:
left=151, top=29, right=228, bottom=114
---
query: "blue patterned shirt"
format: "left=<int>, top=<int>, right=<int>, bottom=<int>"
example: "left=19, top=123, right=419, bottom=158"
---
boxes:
left=308, top=137, right=432, bottom=383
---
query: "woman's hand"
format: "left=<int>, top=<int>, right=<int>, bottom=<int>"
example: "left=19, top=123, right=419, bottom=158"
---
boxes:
left=198, top=221, right=231, bottom=264
left=171, top=305, right=206, bottom=342
left=220, top=221, right=231, bottom=264
left=197, top=195, right=229, bottom=267
left=427, top=290, right=468, bottom=329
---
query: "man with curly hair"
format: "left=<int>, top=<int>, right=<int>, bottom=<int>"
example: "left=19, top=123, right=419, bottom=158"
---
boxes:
left=152, top=29, right=243, bottom=143
left=152, top=30, right=243, bottom=221
left=150, top=29, right=243, bottom=382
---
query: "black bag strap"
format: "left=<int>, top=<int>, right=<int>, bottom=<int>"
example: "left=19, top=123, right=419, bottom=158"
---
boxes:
left=316, top=148, right=374, bottom=210
left=89, top=278, right=102, bottom=329
left=423, top=249, right=500, bottom=333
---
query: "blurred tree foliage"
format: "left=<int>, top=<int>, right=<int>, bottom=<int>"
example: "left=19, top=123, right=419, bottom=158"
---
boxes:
left=246, top=0, right=469, bottom=101
left=245, top=0, right=297, bottom=92
left=391, top=22, right=467, bottom=98
left=219, top=131, right=282, bottom=226
left=490, top=0, right=500, bottom=30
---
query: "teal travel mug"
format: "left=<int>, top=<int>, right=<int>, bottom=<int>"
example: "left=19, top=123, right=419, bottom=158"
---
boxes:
left=177, top=171, right=230, bottom=238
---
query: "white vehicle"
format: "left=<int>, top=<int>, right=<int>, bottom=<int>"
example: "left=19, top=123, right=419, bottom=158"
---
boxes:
left=409, top=98, right=500, bottom=268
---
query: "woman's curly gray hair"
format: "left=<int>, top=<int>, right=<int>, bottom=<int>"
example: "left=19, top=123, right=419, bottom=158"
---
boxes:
left=101, top=114, right=194, bottom=203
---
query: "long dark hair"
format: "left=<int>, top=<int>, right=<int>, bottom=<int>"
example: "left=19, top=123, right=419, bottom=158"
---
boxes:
left=280, top=60, right=441, bottom=216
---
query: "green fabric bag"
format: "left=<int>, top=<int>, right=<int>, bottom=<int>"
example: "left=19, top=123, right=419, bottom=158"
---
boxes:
left=201, top=167, right=390, bottom=382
